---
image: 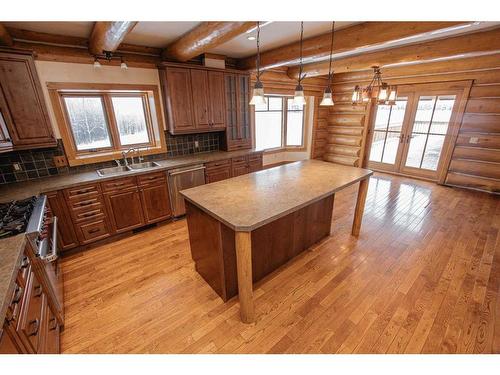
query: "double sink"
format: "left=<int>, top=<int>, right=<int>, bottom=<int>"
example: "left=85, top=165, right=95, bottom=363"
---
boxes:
left=96, top=161, right=161, bottom=177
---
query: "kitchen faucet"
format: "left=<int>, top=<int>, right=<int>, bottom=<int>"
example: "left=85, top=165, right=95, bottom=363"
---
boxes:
left=121, top=147, right=138, bottom=167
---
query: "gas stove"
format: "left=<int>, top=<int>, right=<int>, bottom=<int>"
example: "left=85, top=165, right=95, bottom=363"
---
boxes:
left=0, top=196, right=39, bottom=239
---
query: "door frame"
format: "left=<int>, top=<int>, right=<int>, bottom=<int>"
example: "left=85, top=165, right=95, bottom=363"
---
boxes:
left=364, top=80, right=473, bottom=183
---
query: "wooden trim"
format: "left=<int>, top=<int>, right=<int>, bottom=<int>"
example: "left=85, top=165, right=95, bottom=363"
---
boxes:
left=235, top=231, right=255, bottom=323
left=48, top=83, right=166, bottom=166
left=0, top=24, right=13, bottom=47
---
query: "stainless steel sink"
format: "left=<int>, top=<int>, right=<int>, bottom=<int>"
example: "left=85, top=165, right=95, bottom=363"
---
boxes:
left=128, top=161, right=160, bottom=170
left=96, top=166, right=131, bottom=177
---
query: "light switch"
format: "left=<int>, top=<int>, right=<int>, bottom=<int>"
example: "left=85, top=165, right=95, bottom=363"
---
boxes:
left=469, top=137, right=479, bottom=144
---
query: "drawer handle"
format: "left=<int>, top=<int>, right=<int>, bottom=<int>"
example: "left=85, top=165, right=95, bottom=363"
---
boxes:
left=20, top=256, right=29, bottom=268
left=74, top=188, right=93, bottom=195
left=12, top=285, right=24, bottom=304
left=34, top=284, right=43, bottom=297
left=28, top=319, right=40, bottom=336
left=81, top=211, right=99, bottom=218
left=49, top=317, right=57, bottom=331
left=77, top=200, right=95, bottom=207
left=113, top=182, right=126, bottom=187
left=88, top=228, right=101, bottom=234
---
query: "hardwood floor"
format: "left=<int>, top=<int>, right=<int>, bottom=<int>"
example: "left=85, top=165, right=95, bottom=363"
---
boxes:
left=60, top=173, right=500, bottom=353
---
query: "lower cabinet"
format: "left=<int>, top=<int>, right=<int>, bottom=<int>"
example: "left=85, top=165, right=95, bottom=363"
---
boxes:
left=205, top=152, right=263, bottom=183
left=205, top=159, right=232, bottom=183
left=104, top=187, right=145, bottom=233
left=140, top=184, right=171, bottom=224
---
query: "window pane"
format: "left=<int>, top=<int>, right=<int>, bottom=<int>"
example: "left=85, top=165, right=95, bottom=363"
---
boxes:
left=64, top=96, right=111, bottom=151
left=111, top=97, right=150, bottom=146
left=413, top=96, right=436, bottom=133
left=430, top=96, right=455, bottom=134
left=268, top=97, right=282, bottom=111
left=405, top=133, right=428, bottom=168
left=369, top=131, right=386, bottom=162
left=382, top=132, right=400, bottom=164
left=286, top=110, right=304, bottom=146
left=287, top=100, right=303, bottom=111
left=421, top=135, right=445, bottom=170
left=255, top=112, right=282, bottom=150
left=387, top=100, right=407, bottom=132
left=374, top=105, right=391, bottom=130
left=254, top=100, right=267, bottom=112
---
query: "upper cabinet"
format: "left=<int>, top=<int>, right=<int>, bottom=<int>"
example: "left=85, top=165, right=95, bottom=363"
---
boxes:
left=223, top=73, right=252, bottom=151
left=160, top=66, right=227, bottom=134
left=0, top=51, right=56, bottom=152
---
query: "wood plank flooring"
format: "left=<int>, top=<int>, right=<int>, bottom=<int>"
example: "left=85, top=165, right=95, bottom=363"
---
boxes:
left=60, top=173, right=500, bottom=353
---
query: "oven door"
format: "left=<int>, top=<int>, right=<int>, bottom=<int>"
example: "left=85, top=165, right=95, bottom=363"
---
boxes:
left=38, top=216, right=64, bottom=325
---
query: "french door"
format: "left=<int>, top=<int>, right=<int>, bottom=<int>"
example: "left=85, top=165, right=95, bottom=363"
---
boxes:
left=367, top=82, right=467, bottom=181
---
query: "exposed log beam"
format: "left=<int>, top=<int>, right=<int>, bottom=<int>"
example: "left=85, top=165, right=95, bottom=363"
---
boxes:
left=238, top=21, right=466, bottom=71
left=162, top=22, right=256, bottom=62
left=89, top=21, right=137, bottom=55
left=0, top=23, right=13, bottom=46
left=288, top=28, right=500, bottom=79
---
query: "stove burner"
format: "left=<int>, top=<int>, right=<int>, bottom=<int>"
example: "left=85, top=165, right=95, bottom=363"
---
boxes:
left=0, top=196, right=38, bottom=239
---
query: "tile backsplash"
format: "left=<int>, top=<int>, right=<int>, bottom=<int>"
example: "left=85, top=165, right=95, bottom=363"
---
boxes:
left=0, top=131, right=224, bottom=185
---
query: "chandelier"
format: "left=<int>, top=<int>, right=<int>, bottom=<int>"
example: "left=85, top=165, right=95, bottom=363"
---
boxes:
left=352, top=66, right=397, bottom=105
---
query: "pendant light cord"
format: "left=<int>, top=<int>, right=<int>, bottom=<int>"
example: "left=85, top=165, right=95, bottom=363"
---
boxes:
left=256, top=21, right=261, bottom=82
left=327, top=21, right=335, bottom=86
left=298, top=21, right=304, bottom=84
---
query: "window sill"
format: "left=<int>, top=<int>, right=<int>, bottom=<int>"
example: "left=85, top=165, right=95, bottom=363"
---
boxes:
left=262, top=147, right=307, bottom=155
left=67, top=145, right=167, bottom=167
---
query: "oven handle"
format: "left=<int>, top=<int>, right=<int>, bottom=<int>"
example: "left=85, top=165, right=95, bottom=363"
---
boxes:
left=41, top=216, right=58, bottom=263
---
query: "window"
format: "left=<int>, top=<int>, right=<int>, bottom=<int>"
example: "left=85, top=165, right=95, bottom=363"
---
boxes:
left=254, top=96, right=305, bottom=151
left=49, top=83, right=166, bottom=166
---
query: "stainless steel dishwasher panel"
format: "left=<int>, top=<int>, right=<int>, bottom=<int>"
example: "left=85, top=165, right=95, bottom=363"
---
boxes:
left=167, top=164, right=206, bottom=217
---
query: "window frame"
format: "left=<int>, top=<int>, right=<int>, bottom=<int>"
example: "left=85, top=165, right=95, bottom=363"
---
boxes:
left=254, top=95, right=306, bottom=153
left=48, top=83, right=166, bottom=166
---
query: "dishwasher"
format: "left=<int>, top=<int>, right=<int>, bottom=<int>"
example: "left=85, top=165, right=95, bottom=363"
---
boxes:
left=167, top=164, right=206, bottom=217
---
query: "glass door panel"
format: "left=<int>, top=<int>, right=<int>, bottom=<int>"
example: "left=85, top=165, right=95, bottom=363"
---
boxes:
left=368, top=99, right=408, bottom=171
left=402, top=95, right=455, bottom=175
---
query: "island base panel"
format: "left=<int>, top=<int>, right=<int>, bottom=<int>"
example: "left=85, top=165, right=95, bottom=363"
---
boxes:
left=185, top=194, right=334, bottom=302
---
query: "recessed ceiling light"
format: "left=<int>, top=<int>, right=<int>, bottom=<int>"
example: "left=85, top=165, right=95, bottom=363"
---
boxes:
left=247, top=36, right=256, bottom=41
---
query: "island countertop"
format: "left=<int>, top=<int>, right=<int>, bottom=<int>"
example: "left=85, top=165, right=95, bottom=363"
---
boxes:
left=181, top=160, right=373, bottom=231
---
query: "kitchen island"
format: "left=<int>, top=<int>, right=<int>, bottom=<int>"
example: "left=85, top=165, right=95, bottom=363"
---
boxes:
left=181, top=160, right=373, bottom=323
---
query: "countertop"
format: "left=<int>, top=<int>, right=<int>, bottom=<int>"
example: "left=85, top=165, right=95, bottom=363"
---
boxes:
left=0, top=234, right=26, bottom=325
left=0, top=149, right=261, bottom=203
left=181, top=159, right=373, bottom=231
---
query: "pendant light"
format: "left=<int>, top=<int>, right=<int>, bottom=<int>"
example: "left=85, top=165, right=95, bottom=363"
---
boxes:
left=352, top=66, right=397, bottom=105
left=250, top=22, right=266, bottom=106
left=120, top=57, right=128, bottom=70
left=292, top=22, right=306, bottom=106
left=93, top=56, right=101, bottom=68
left=320, top=21, right=335, bottom=106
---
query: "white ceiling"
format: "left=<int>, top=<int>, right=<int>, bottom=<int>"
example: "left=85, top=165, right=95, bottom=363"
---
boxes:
left=2, top=21, right=358, bottom=58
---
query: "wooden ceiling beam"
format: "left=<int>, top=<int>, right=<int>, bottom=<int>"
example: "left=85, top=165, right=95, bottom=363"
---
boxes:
left=287, top=27, right=500, bottom=79
left=162, top=22, right=256, bottom=62
left=0, top=23, right=13, bottom=46
left=89, top=21, right=138, bottom=55
left=238, top=21, right=467, bottom=71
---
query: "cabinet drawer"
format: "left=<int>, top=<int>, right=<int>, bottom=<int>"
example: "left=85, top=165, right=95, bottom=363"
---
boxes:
left=5, top=278, right=26, bottom=327
left=137, top=172, right=167, bottom=187
left=17, top=255, right=30, bottom=287
left=77, top=219, right=110, bottom=243
left=101, top=176, right=138, bottom=192
left=206, top=159, right=230, bottom=170
left=71, top=207, right=107, bottom=223
left=42, top=306, right=60, bottom=354
left=65, top=183, right=100, bottom=199
left=231, top=156, right=248, bottom=164
left=249, top=153, right=263, bottom=163
left=67, top=195, right=102, bottom=211
left=18, top=272, right=45, bottom=353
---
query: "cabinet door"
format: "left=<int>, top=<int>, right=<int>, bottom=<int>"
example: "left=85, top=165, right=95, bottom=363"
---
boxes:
left=164, top=67, right=196, bottom=133
left=0, top=109, right=13, bottom=151
left=140, top=183, right=171, bottom=224
left=46, top=191, right=79, bottom=251
left=237, top=75, right=251, bottom=142
left=208, top=71, right=225, bottom=128
left=190, top=69, right=211, bottom=130
left=224, top=74, right=238, bottom=142
left=0, top=53, right=55, bottom=148
left=206, top=166, right=232, bottom=183
left=104, top=189, right=145, bottom=233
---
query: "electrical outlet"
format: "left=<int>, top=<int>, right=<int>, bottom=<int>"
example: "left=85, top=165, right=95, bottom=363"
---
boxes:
left=13, top=162, right=22, bottom=171
left=194, top=140, right=199, bottom=148
left=53, top=155, right=68, bottom=167
left=469, top=137, right=479, bottom=144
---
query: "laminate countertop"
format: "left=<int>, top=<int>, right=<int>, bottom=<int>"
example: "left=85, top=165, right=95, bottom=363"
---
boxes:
left=181, top=160, right=373, bottom=231
left=0, top=149, right=261, bottom=203
left=0, top=234, right=26, bottom=325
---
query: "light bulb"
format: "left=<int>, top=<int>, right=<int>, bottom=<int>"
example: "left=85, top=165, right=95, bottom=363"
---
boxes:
left=120, top=61, right=128, bottom=69
left=93, top=58, right=101, bottom=68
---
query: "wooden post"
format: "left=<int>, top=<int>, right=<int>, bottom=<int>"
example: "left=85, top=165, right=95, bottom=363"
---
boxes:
left=235, top=231, right=255, bottom=323
left=352, top=178, right=369, bottom=236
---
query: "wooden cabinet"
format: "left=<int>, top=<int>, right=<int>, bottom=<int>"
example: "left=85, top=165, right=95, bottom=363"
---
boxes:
left=248, top=153, right=263, bottom=173
left=161, top=67, right=196, bottom=133
left=0, top=51, right=56, bottom=152
left=46, top=191, right=79, bottom=251
left=231, top=156, right=249, bottom=177
left=223, top=73, right=252, bottom=151
left=102, top=177, right=145, bottom=234
left=205, top=159, right=232, bottom=183
left=160, top=65, right=227, bottom=134
left=205, top=152, right=263, bottom=183
left=138, top=172, right=171, bottom=224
